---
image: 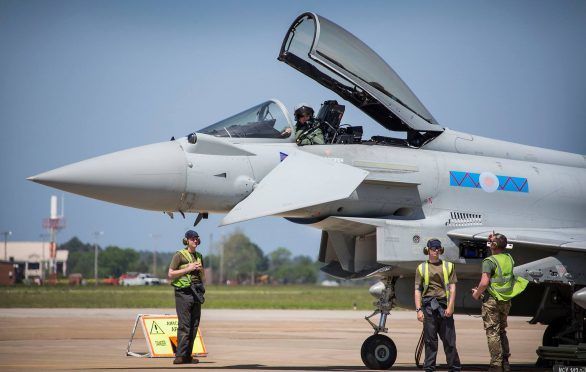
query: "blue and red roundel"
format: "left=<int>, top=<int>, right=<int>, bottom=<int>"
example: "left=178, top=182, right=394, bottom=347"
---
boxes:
left=449, top=171, right=528, bottom=193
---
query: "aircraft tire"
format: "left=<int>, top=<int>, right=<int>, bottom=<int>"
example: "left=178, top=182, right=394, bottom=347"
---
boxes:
left=360, top=334, right=397, bottom=370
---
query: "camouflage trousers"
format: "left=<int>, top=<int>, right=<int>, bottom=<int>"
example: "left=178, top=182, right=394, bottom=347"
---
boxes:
left=481, top=296, right=511, bottom=367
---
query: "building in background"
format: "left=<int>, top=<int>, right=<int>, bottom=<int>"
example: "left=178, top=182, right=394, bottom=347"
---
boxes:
left=1, top=241, right=68, bottom=284
left=0, top=261, right=17, bottom=285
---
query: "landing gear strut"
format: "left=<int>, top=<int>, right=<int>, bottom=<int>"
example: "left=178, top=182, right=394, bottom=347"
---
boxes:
left=361, top=277, right=398, bottom=370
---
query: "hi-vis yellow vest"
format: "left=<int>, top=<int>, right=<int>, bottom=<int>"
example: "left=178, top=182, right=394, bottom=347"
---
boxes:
left=484, top=253, right=528, bottom=301
left=171, top=249, right=202, bottom=289
left=418, top=260, right=454, bottom=299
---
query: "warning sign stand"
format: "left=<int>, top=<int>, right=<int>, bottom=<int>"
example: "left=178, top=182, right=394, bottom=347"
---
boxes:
left=126, top=314, right=207, bottom=358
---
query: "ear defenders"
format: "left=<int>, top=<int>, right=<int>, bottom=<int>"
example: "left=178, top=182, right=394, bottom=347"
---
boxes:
left=492, top=233, right=507, bottom=249
left=423, top=238, right=444, bottom=255
left=182, top=236, right=201, bottom=246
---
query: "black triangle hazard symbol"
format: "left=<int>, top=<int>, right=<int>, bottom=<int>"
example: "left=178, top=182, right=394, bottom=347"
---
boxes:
left=149, top=321, right=165, bottom=335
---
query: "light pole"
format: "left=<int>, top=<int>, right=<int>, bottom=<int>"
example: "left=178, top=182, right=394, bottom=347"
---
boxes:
left=2, top=231, right=12, bottom=261
left=219, top=235, right=224, bottom=285
left=208, top=233, right=214, bottom=284
left=149, top=233, right=160, bottom=276
left=93, top=231, right=104, bottom=286
left=39, top=233, right=49, bottom=280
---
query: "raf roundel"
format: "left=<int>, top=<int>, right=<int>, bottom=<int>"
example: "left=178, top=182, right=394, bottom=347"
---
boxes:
left=479, top=172, right=499, bottom=193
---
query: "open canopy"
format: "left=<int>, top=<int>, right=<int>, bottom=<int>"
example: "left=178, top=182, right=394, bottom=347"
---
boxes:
left=279, top=12, right=443, bottom=133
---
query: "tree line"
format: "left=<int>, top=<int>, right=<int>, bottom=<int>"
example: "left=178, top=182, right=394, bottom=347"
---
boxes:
left=62, top=230, right=320, bottom=284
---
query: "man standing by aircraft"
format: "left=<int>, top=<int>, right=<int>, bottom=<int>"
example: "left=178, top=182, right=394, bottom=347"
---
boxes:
left=168, top=230, right=206, bottom=365
left=414, top=239, right=461, bottom=372
left=472, top=233, right=528, bottom=372
left=293, top=103, right=324, bottom=145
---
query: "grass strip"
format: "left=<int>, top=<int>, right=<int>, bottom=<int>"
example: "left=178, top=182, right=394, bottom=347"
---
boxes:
left=0, top=285, right=377, bottom=310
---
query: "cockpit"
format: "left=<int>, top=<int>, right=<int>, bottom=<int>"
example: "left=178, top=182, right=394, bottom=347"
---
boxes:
left=277, top=12, right=445, bottom=147
left=197, top=98, right=435, bottom=148
left=197, top=12, right=445, bottom=148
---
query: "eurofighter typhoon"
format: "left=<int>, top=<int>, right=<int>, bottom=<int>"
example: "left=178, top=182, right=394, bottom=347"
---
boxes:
left=29, top=12, right=586, bottom=369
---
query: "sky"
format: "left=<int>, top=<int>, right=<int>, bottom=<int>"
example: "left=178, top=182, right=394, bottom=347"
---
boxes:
left=1, top=0, right=585, bottom=259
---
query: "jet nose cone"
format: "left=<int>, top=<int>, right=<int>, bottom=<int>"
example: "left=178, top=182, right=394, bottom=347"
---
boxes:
left=29, top=141, right=188, bottom=211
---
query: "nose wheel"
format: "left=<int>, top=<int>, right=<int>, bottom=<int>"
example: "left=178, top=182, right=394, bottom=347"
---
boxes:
left=361, top=334, right=397, bottom=370
left=361, top=276, right=398, bottom=370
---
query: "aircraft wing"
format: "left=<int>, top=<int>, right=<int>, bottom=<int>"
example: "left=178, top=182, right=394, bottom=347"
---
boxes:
left=220, top=150, right=369, bottom=225
left=447, top=227, right=586, bottom=251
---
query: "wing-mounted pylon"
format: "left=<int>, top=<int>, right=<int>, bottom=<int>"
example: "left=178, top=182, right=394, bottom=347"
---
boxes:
left=220, top=150, right=368, bottom=226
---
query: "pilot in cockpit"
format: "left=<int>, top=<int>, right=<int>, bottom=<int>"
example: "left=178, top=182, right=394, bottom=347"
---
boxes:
left=287, top=103, right=325, bottom=146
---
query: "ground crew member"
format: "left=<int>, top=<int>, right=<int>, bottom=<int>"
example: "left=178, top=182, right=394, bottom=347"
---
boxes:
left=168, top=230, right=206, bottom=365
left=293, top=103, right=324, bottom=145
left=414, top=238, right=461, bottom=372
left=415, top=239, right=462, bottom=371
left=472, top=232, right=528, bottom=372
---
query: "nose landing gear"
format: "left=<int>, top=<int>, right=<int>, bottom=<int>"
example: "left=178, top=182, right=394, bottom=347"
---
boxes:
left=361, top=277, right=398, bottom=370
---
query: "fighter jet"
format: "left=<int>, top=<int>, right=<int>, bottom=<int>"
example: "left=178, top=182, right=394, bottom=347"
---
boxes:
left=29, top=12, right=585, bottom=369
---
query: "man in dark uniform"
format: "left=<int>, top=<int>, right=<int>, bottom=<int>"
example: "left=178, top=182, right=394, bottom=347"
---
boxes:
left=168, top=230, right=206, bottom=365
left=414, top=238, right=461, bottom=372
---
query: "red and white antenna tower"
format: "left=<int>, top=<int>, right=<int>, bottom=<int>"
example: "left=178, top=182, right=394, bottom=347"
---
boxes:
left=42, top=195, right=65, bottom=276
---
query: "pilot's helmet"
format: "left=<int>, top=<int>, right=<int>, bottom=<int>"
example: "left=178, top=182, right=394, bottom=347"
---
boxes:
left=294, top=103, right=314, bottom=120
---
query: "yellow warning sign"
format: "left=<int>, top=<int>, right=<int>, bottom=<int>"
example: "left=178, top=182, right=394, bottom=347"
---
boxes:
left=139, top=315, right=207, bottom=357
